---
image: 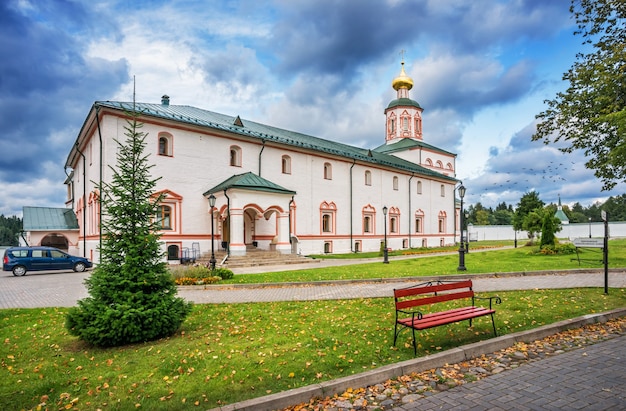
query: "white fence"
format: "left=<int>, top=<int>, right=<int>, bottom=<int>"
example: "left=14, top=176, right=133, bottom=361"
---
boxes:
left=468, top=221, right=626, bottom=242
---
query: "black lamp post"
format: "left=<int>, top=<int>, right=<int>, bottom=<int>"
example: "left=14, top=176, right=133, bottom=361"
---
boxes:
left=457, top=184, right=466, bottom=271
left=208, top=194, right=217, bottom=270
left=588, top=217, right=592, bottom=238
left=383, top=205, right=389, bottom=264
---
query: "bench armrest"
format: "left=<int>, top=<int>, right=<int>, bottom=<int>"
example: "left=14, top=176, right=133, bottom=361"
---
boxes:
left=397, top=309, right=423, bottom=321
left=473, top=295, right=502, bottom=310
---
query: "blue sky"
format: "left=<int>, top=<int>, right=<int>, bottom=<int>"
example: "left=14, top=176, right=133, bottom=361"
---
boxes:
left=0, top=0, right=621, bottom=217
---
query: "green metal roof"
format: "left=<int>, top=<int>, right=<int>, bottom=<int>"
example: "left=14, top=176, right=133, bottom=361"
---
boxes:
left=90, top=101, right=457, bottom=183
left=203, top=172, right=296, bottom=196
left=23, top=207, right=79, bottom=231
left=373, top=137, right=456, bottom=156
left=386, top=98, right=421, bottom=109
left=555, top=209, right=569, bottom=222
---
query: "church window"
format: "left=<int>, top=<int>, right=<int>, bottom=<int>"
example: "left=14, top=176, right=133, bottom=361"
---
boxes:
left=390, top=119, right=395, bottom=132
left=415, top=209, right=424, bottom=233
left=158, top=133, right=173, bottom=156
left=282, top=155, right=291, bottom=174
left=322, top=214, right=332, bottom=232
left=438, top=211, right=447, bottom=233
left=230, top=146, right=242, bottom=167
left=362, top=205, right=375, bottom=234
left=365, top=170, right=372, bottom=186
left=155, top=205, right=172, bottom=229
left=324, top=162, right=332, bottom=180
left=393, top=176, right=399, bottom=191
left=320, top=201, right=336, bottom=234
left=416, top=180, right=422, bottom=194
left=389, top=207, right=400, bottom=234
left=440, top=184, right=445, bottom=197
left=402, top=117, right=408, bottom=131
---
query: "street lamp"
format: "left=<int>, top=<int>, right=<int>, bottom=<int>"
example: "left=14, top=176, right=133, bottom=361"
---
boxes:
left=382, top=206, right=389, bottom=264
left=208, top=194, right=217, bottom=270
left=457, top=184, right=467, bottom=271
left=588, top=217, right=592, bottom=238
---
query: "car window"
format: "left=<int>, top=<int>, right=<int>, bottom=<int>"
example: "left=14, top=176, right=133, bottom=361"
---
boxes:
left=50, top=250, right=65, bottom=258
left=11, top=250, right=29, bottom=257
left=32, top=250, right=47, bottom=258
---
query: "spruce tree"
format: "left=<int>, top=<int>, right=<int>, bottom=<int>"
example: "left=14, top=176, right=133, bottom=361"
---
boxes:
left=66, top=111, right=192, bottom=347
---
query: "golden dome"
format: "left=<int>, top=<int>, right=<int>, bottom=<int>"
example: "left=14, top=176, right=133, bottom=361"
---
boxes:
left=392, top=62, right=413, bottom=91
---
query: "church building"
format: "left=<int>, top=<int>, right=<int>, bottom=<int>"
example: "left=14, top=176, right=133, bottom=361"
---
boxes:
left=63, top=62, right=460, bottom=262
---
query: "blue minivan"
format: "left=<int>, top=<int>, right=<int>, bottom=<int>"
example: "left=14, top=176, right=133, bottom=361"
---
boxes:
left=2, top=246, right=92, bottom=276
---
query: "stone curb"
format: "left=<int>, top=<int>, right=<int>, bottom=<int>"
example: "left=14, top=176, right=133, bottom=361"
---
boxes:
left=184, top=268, right=625, bottom=290
left=206, top=307, right=626, bottom=411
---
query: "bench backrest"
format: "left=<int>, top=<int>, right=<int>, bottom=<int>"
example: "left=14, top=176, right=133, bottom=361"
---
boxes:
left=394, top=280, right=474, bottom=311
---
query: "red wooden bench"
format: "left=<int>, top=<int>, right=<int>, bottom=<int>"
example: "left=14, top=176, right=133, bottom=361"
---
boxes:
left=393, top=279, right=501, bottom=355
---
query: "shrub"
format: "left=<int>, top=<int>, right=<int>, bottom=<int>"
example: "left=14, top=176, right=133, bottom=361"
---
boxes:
left=213, top=267, right=234, bottom=280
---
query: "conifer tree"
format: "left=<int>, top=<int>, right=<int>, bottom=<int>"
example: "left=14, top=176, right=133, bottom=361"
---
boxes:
left=66, top=111, right=192, bottom=347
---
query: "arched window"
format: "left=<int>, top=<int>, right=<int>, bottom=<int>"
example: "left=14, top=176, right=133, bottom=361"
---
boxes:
left=167, top=244, right=180, bottom=260
left=324, top=162, right=332, bottom=180
left=158, top=133, right=173, bottom=156
left=362, top=204, right=376, bottom=234
left=438, top=211, right=447, bottom=233
left=425, top=158, right=433, bottom=167
left=402, top=117, right=409, bottom=131
left=415, top=209, right=424, bottom=233
left=436, top=160, right=443, bottom=168
left=393, top=176, right=399, bottom=191
left=416, top=180, right=422, bottom=194
left=322, top=214, right=332, bottom=232
left=230, top=145, right=242, bottom=167
left=320, top=201, right=336, bottom=234
left=155, top=205, right=172, bottom=229
left=389, top=206, right=400, bottom=234
left=364, top=170, right=372, bottom=186
left=282, top=155, right=291, bottom=174
left=390, top=118, right=395, bottom=133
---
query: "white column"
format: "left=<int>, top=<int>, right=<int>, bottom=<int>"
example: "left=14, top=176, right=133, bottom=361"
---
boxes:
left=228, top=208, right=246, bottom=256
left=275, top=211, right=291, bottom=254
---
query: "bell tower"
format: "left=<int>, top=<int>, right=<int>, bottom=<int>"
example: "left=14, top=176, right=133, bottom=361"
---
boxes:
left=384, top=57, right=424, bottom=143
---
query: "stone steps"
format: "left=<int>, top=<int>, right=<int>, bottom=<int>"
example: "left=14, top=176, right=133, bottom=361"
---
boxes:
left=195, top=249, right=318, bottom=269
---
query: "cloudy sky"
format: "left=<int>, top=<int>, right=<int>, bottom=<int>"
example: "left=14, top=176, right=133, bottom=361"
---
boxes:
left=1, top=0, right=621, bottom=217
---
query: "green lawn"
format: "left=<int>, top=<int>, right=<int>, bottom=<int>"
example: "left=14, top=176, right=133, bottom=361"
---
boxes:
left=223, top=239, right=625, bottom=284
left=2, top=288, right=625, bottom=410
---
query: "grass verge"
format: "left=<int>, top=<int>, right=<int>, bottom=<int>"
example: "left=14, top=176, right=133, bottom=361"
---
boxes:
left=1, top=287, right=625, bottom=410
left=222, top=239, right=626, bottom=284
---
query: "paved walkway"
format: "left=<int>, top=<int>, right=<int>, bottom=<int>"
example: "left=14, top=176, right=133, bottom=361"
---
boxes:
left=395, top=334, right=626, bottom=411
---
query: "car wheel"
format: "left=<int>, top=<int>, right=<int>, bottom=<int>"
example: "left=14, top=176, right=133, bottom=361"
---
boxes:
left=73, top=262, right=86, bottom=272
left=12, top=266, right=27, bottom=276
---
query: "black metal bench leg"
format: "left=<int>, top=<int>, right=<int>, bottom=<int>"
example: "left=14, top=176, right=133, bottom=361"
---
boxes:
left=491, top=313, right=497, bottom=336
left=412, top=327, right=417, bottom=356
left=393, top=322, right=399, bottom=346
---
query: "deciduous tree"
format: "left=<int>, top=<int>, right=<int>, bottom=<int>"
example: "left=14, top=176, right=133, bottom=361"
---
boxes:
left=533, top=0, right=626, bottom=191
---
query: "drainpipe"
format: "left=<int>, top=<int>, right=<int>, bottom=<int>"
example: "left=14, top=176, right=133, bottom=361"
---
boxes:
left=349, top=159, right=356, bottom=252
left=288, top=195, right=294, bottom=242
left=408, top=173, right=414, bottom=248
left=95, top=106, right=104, bottom=259
left=258, top=139, right=266, bottom=177
left=75, top=143, right=87, bottom=257
left=224, top=189, right=230, bottom=256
